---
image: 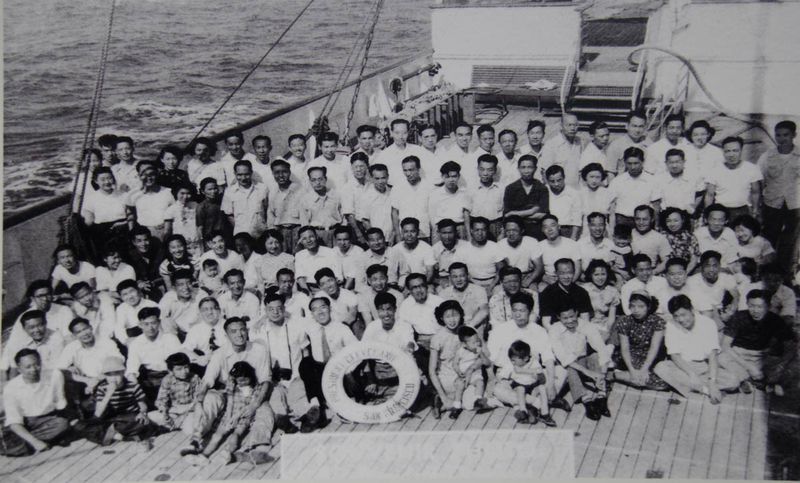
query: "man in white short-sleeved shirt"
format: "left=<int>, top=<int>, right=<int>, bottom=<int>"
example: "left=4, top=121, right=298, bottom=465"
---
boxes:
left=294, top=226, right=344, bottom=292
left=307, top=132, right=350, bottom=191
left=608, top=148, right=661, bottom=224
left=57, top=318, right=123, bottom=384
left=390, top=156, right=434, bottom=239
left=651, top=259, right=716, bottom=320
left=545, top=165, right=582, bottom=238
left=459, top=217, right=507, bottom=294
left=393, top=217, right=436, bottom=283
left=359, top=164, right=394, bottom=241
left=415, top=125, right=446, bottom=184
left=539, top=114, right=583, bottom=188
left=645, top=115, right=693, bottom=176
left=579, top=121, right=613, bottom=176
left=219, top=132, right=258, bottom=187
left=631, top=205, right=672, bottom=274
left=704, top=137, right=762, bottom=220
left=606, top=112, right=650, bottom=177
left=578, top=212, right=615, bottom=268
left=221, top=160, right=269, bottom=239
left=373, top=119, right=429, bottom=186
left=397, top=274, right=444, bottom=344
left=695, top=205, right=739, bottom=266
left=498, top=216, right=543, bottom=288
left=440, top=123, right=474, bottom=179
left=539, top=215, right=581, bottom=285
left=686, top=251, right=739, bottom=311
left=657, top=148, right=705, bottom=213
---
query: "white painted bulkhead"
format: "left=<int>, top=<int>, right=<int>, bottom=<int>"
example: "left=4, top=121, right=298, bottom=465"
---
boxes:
left=431, top=3, right=581, bottom=90
left=646, top=0, right=800, bottom=116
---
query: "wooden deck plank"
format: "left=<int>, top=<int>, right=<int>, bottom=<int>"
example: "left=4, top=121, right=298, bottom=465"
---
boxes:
left=82, top=434, right=146, bottom=483
left=103, top=430, right=183, bottom=482
left=16, top=437, right=83, bottom=479
left=122, top=428, right=189, bottom=482
left=577, top=383, right=627, bottom=477
left=19, top=438, right=91, bottom=482
left=726, top=391, right=755, bottom=479
left=572, top=396, right=596, bottom=472
left=650, top=393, right=686, bottom=477
left=613, top=389, right=656, bottom=478
left=630, top=392, right=670, bottom=478
left=747, top=390, right=769, bottom=480
left=40, top=440, right=100, bottom=483
left=706, top=395, right=737, bottom=479
left=688, top=397, right=721, bottom=479
left=669, top=395, right=703, bottom=478
left=595, top=388, right=641, bottom=477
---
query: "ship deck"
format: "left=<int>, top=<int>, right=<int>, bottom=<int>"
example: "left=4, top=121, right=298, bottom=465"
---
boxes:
left=1, top=382, right=796, bottom=481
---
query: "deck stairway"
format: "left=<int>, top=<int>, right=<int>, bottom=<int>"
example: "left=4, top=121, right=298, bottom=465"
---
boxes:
left=568, top=18, right=649, bottom=131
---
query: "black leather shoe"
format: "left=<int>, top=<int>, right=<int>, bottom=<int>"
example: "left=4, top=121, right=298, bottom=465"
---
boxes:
left=596, top=397, right=611, bottom=417
left=276, top=415, right=299, bottom=434
left=584, top=400, right=601, bottom=421
left=300, top=406, right=321, bottom=433
left=550, top=397, right=572, bottom=412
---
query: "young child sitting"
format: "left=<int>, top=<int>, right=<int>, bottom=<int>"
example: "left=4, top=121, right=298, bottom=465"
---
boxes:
left=199, top=259, right=224, bottom=296
left=91, top=356, right=155, bottom=447
left=95, top=246, right=136, bottom=303
left=450, top=326, right=492, bottom=418
left=508, top=340, right=554, bottom=426
left=149, top=352, right=203, bottom=434
left=184, top=361, right=272, bottom=466
left=610, top=224, right=634, bottom=283
left=51, top=244, right=97, bottom=300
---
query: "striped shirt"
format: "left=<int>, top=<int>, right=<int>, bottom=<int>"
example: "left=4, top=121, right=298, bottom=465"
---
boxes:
left=94, top=379, right=146, bottom=416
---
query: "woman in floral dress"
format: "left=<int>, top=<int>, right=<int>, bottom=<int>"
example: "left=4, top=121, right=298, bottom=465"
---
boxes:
left=660, top=207, right=700, bottom=274
left=611, top=290, right=669, bottom=390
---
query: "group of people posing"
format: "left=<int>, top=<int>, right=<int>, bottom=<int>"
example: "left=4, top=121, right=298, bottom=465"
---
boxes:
left=2, top=112, right=798, bottom=465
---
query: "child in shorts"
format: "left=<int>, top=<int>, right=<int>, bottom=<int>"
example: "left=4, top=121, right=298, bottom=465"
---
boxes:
left=149, top=352, right=203, bottom=434
left=508, top=340, right=554, bottom=426
left=451, top=326, right=492, bottom=418
left=610, top=224, right=634, bottom=283
left=199, top=259, right=224, bottom=296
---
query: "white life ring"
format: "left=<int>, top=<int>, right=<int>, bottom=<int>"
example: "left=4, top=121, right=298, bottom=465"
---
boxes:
left=321, top=341, right=421, bottom=424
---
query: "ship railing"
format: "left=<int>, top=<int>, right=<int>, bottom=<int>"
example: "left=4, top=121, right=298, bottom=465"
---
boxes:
left=645, top=62, right=690, bottom=135
left=559, top=41, right=581, bottom=113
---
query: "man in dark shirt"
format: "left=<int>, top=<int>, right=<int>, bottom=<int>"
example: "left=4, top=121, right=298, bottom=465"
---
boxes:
left=719, top=289, right=797, bottom=396
left=503, top=154, right=549, bottom=240
left=539, top=258, right=593, bottom=329
left=126, top=226, right=164, bottom=301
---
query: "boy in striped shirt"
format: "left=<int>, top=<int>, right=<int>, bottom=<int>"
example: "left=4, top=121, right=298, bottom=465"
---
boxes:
left=91, top=356, right=154, bottom=446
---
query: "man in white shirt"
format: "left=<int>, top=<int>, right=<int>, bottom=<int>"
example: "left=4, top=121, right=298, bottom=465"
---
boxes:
left=631, top=205, right=672, bottom=274
left=249, top=292, right=311, bottom=432
left=398, top=274, right=444, bottom=352
left=545, top=165, right=582, bottom=239
left=8, top=281, right=76, bottom=345
left=218, top=269, right=262, bottom=326
left=391, top=155, right=434, bottom=241
left=653, top=258, right=718, bottom=324
left=428, top=161, right=472, bottom=242
left=695, top=205, right=739, bottom=266
left=297, top=296, right=358, bottom=431
left=460, top=217, right=507, bottom=295
left=57, top=317, right=124, bottom=412
left=313, top=267, right=359, bottom=334
left=608, top=146, right=662, bottom=228
left=374, top=118, right=428, bottom=185
left=619, top=254, right=669, bottom=314
left=645, top=114, right=693, bottom=176
left=469, top=155, right=505, bottom=239
left=498, top=216, right=543, bottom=289
left=538, top=215, right=581, bottom=287
left=461, top=124, right=497, bottom=189
left=437, top=262, right=490, bottom=335
left=277, top=268, right=311, bottom=320
left=110, top=136, right=140, bottom=193
left=497, top=129, right=522, bottom=185
left=114, top=279, right=159, bottom=345
left=686, top=250, right=740, bottom=317
left=341, top=152, right=372, bottom=243
left=125, top=306, right=184, bottom=406
left=432, top=218, right=471, bottom=290
left=358, top=264, right=406, bottom=324
left=577, top=212, right=615, bottom=268
left=656, top=148, right=705, bottom=214
left=71, top=282, right=116, bottom=342
left=359, top=163, right=394, bottom=242
left=579, top=121, right=612, bottom=178
left=607, top=111, right=650, bottom=177
left=219, top=131, right=258, bottom=187
left=332, top=226, right=365, bottom=290
left=487, top=292, right=569, bottom=414
left=1, top=349, right=71, bottom=456
left=519, top=120, right=546, bottom=159
left=539, top=113, right=583, bottom=187
left=654, top=295, right=743, bottom=402
left=704, top=136, right=763, bottom=222
left=355, top=228, right=411, bottom=293
left=221, top=160, right=269, bottom=240
left=294, top=226, right=344, bottom=293
left=416, top=124, right=447, bottom=184
left=307, top=131, right=350, bottom=191
left=0, top=310, right=65, bottom=379
left=394, top=217, right=436, bottom=283
left=441, top=122, right=474, bottom=179
left=158, top=269, right=204, bottom=338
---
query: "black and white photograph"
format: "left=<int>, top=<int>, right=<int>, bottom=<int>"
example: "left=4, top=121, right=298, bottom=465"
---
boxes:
left=2, top=0, right=799, bottom=480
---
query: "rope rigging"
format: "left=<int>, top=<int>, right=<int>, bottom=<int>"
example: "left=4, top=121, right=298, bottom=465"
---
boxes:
left=188, top=0, right=318, bottom=146
left=69, top=0, right=117, bottom=216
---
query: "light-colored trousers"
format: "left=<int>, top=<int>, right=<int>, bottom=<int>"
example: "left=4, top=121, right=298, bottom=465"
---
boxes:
left=653, top=359, right=744, bottom=398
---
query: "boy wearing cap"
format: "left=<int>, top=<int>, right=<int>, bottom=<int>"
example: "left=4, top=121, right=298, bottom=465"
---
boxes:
left=91, top=356, right=154, bottom=446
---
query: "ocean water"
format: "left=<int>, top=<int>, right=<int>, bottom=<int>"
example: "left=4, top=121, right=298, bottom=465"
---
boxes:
left=3, top=0, right=431, bottom=214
